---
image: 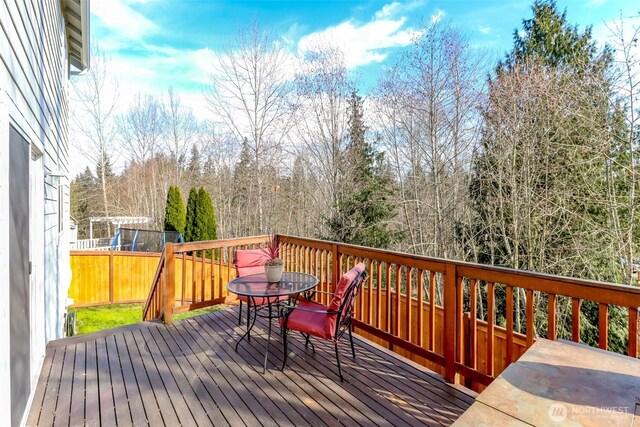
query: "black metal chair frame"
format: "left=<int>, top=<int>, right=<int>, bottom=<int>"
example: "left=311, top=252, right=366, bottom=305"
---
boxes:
left=280, top=270, right=368, bottom=381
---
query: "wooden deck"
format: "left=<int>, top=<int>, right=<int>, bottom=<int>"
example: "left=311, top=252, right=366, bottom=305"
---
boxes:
left=27, top=307, right=475, bottom=426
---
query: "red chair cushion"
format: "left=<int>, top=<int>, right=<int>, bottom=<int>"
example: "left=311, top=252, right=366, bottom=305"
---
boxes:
left=235, top=249, right=269, bottom=277
left=235, top=251, right=286, bottom=306
left=327, top=262, right=366, bottom=313
left=280, top=300, right=333, bottom=339
left=237, top=265, right=265, bottom=277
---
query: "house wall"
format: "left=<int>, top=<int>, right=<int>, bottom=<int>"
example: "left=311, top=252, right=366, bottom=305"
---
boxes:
left=0, top=1, right=73, bottom=425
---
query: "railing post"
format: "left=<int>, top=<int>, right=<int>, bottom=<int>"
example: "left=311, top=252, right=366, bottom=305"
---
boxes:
left=164, top=243, right=176, bottom=324
left=444, top=263, right=459, bottom=384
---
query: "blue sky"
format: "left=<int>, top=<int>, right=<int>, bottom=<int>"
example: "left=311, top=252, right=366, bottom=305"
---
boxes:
left=89, top=0, right=638, bottom=106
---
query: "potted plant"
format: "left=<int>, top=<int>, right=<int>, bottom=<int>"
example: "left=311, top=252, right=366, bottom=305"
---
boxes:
left=263, top=232, right=285, bottom=282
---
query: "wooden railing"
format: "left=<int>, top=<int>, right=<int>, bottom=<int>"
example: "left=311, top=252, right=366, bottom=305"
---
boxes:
left=143, top=233, right=640, bottom=390
left=276, top=235, right=640, bottom=390
left=143, top=235, right=269, bottom=322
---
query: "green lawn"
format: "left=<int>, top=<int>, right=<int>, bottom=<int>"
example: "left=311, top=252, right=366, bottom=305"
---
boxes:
left=73, top=303, right=227, bottom=335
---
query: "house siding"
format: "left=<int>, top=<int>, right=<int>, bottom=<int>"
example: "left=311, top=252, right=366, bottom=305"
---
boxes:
left=0, top=0, right=75, bottom=425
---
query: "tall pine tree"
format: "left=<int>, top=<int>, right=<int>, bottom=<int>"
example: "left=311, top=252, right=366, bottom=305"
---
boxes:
left=325, top=91, right=400, bottom=249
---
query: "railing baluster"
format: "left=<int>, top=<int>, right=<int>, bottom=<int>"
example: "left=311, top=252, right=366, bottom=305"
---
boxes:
left=572, top=298, right=580, bottom=343
left=406, top=267, right=412, bottom=342
left=218, top=249, right=223, bottom=300
left=376, top=261, right=382, bottom=329
left=455, top=275, right=464, bottom=368
left=226, top=247, right=233, bottom=298
left=191, top=252, right=196, bottom=303
left=506, top=285, right=514, bottom=365
left=395, top=264, right=401, bottom=338
left=181, top=252, right=186, bottom=305
left=320, top=250, right=326, bottom=305
left=368, top=261, right=373, bottom=325
left=599, top=303, right=608, bottom=350
left=326, top=250, right=332, bottom=303
left=417, top=269, right=424, bottom=347
left=209, top=249, right=216, bottom=299
left=548, top=293, right=557, bottom=340
left=356, top=257, right=363, bottom=320
left=487, top=281, right=495, bottom=378
left=201, top=254, right=205, bottom=302
left=629, top=308, right=638, bottom=358
left=429, top=271, right=436, bottom=352
left=386, top=262, right=391, bottom=334
left=526, top=289, right=534, bottom=347
left=469, top=279, right=477, bottom=371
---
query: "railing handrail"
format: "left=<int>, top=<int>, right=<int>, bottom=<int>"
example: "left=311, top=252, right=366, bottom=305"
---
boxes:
left=171, top=235, right=269, bottom=252
left=279, top=234, right=640, bottom=302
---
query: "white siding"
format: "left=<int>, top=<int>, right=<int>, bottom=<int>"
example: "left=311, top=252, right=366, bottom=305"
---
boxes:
left=0, top=0, right=74, bottom=425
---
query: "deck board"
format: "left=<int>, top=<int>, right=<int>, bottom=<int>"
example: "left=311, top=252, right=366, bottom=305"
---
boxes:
left=27, top=307, right=474, bottom=426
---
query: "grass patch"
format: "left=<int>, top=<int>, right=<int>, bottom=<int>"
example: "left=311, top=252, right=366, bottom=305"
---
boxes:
left=73, top=303, right=227, bottom=335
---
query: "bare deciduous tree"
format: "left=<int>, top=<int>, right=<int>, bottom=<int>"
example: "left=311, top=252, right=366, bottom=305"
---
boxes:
left=71, top=45, right=119, bottom=235
left=607, top=16, right=640, bottom=285
left=205, top=21, right=293, bottom=233
left=291, top=45, right=353, bottom=236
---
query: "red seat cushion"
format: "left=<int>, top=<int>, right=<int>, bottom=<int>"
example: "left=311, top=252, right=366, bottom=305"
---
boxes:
left=280, top=300, right=333, bottom=339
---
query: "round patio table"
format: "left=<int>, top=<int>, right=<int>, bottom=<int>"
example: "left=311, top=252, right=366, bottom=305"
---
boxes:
left=227, top=271, right=318, bottom=372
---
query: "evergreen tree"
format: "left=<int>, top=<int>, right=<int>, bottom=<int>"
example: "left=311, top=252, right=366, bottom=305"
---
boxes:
left=95, top=154, right=115, bottom=185
left=188, top=144, right=201, bottom=181
left=232, top=138, right=254, bottom=235
left=198, top=187, right=218, bottom=242
left=163, top=185, right=186, bottom=236
left=470, top=0, right=628, bottom=352
left=499, top=0, right=609, bottom=73
left=325, top=91, right=400, bottom=249
left=70, top=167, right=96, bottom=239
left=184, top=187, right=199, bottom=242
left=184, top=187, right=217, bottom=243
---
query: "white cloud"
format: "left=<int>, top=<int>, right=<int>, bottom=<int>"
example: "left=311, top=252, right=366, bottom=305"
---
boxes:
left=91, top=0, right=158, bottom=41
left=298, top=5, right=421, bottom=69
left=376, top=2, right=402, bottom=19
left=375, top=0, right=427, bottom=19
left=479, top=25, right=491, bottom=35
left=430, top=9, right=445, bottom=24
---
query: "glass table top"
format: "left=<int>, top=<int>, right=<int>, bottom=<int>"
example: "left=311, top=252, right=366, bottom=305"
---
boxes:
left=226, top=271, right=319, bottom=298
